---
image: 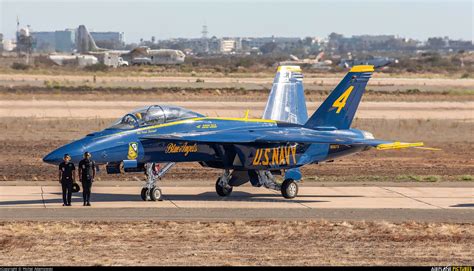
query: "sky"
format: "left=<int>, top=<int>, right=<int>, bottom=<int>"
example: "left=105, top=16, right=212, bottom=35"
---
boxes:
left=1, top=0, right=472, bottom=43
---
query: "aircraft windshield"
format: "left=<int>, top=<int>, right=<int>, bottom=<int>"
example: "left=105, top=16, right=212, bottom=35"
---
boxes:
left=108, top=105, right=204, bottom=129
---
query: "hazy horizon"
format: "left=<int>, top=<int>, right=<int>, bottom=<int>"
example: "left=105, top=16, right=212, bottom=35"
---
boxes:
left=1, top=0, right=472, bottom=43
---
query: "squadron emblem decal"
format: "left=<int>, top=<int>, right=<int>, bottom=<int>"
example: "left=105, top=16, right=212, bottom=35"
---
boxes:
left=127, top=142, right=139, bottom=160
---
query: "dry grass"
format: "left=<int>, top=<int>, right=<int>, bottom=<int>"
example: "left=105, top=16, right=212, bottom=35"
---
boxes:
left=0, top=220, right=472, bottom=266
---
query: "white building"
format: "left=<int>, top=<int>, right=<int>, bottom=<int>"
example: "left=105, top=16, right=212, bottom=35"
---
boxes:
left=220, top=38, right=236, bottom=53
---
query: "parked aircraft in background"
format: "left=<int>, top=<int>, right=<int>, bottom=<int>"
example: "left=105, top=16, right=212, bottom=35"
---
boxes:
left=76, top=25, right=185, bottom=65
left=339, top=56, right=398, bottom=69
left=48, top=54, right=98, bottom=67
left=280, top=52, right=333, bottom=69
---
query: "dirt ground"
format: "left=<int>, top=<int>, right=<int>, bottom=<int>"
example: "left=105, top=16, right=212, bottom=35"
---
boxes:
left=1, top=72, right=473, bottom=86
left=0, top=220, right=472, bottom=266
left=2, top=100, right=473, bottom=120
left=0, top=85, right=473, bottom=103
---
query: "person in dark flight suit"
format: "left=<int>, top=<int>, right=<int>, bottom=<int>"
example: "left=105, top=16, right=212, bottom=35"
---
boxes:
left=78, top=152, right=96, bottom=206
left=58, top=154, right=75, bottom=206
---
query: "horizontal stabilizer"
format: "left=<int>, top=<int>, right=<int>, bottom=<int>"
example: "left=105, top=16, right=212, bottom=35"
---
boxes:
left=376, top=142, right=423, bottom=150
left=376, top=142, right=441, bottom=151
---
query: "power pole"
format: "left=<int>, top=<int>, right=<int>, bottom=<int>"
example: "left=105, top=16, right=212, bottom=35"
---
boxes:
left=201, top=25, right=208, bottom=39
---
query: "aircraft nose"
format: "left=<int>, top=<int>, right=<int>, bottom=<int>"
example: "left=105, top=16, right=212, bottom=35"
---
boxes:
left=42, top=151, right=61, bottom=164
left=43, top=141, right=86, bottom=165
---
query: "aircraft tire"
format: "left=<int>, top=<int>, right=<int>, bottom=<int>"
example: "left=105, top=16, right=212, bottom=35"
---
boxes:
left=281, top=179, right=298, bottom=199
left=215, top=177, right=233, bottom=197
left=149, top=187, right=163, bottom=201
left=140, top=187, right=149, bottom=201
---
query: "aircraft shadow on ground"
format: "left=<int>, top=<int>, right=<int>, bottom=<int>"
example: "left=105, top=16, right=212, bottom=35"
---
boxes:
left=450, top=203, right=474, bottom=208
left=0, top=190, right=378, bottom=205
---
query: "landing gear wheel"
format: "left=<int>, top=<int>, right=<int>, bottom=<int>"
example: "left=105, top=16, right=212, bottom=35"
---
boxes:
left=215, top=177, right=233, bottom=197
left=281, top=179, right=298, bottom=199
left=140, top=187, right=149, bottom=201
left=149, top=187, right=163, bottom=201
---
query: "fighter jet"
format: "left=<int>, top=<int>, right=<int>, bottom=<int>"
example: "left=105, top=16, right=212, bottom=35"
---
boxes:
left=43, top=65, right=431, bottom=200
left=339, top=56, right=398, bottom=69
left=280, top=52, right=333, bottom=69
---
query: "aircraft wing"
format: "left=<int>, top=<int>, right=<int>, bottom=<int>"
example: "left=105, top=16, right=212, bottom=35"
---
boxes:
left=140, top=129, right=351, bottom=144
left=140, top=129, right=432, bottom=150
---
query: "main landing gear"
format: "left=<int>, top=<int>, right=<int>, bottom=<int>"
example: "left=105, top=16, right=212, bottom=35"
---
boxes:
left=141, top=162, right=175, bottom=201
left=214, top=169, right=299, bottom=199
left=215, top=169, right=233, bottom=197
left=140, top=165, right=299, bottom=200
left=280, top=178, right=298, bottom=199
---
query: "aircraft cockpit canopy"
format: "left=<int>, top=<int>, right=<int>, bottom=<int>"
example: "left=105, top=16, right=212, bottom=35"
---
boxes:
left=108, top=105, right=204, bottom=129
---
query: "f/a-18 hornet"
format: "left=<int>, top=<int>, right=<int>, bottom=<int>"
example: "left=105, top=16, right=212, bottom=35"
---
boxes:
left=44, top=65, right=432, bottom=200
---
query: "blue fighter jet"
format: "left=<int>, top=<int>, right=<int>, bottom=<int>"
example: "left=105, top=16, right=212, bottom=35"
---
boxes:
left=43, top=65, right=429, bottom=200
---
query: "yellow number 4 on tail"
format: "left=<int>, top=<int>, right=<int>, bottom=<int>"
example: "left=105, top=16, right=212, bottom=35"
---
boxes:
left=332, top=86, right=354, bottom=114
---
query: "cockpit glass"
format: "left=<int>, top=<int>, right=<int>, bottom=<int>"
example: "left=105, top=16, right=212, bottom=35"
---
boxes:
left=107, top=105, right=203, bottom=129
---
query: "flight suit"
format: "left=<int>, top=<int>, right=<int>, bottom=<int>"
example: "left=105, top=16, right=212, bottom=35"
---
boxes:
left=79, top=158, right=95, bottom=205
left=59, top=161, right=75, bottom=206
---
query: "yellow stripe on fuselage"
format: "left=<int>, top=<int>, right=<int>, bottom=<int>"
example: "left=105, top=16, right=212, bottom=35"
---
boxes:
left=142, top=117, right=276, bottom=131
left=98, top=117, right=276, bottom=138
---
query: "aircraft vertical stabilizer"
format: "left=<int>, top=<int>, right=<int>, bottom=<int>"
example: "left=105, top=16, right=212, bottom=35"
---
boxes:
left=262, top=65, right=307, bottom=181
left=304, top=65, right=374, bottom=130
left=76, top=25, right=101, bottom=53
left=262, top=65, right=308, bottom=125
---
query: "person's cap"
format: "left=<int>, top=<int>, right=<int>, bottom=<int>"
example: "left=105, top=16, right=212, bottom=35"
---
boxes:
left=63, top=154, right=71, bottom=159
left=84, top=151, right=91, bottom=156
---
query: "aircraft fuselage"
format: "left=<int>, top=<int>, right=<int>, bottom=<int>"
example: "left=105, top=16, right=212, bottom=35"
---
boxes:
left=43, top=117, right=371, bottom=172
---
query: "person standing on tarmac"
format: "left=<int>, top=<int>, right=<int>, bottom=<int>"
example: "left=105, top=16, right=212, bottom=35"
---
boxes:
left=58, top=154, right=75, bottom=206
left=78, top=152, right=96, bottom=206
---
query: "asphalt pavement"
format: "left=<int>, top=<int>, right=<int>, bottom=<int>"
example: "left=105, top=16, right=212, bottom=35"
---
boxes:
left=1, top=185, right=472, bottom=222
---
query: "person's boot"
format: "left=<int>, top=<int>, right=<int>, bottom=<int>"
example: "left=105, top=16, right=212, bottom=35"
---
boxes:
left=86, top=202, right=91, bottom=206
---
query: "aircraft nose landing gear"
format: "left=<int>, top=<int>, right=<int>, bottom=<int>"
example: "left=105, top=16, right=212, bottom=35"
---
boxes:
left=141, top=162, right=174, bottom=201
left=140, top=187, right=149, bottom=201
left=140, top=187, right=163, bottom=201
left=149, top=187, right=162, bottom=201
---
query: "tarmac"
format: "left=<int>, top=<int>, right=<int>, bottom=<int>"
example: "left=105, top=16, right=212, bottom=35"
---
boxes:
left=1, top=100, right=472, bottom=120
left=0, top=185, right=472, bottom=222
